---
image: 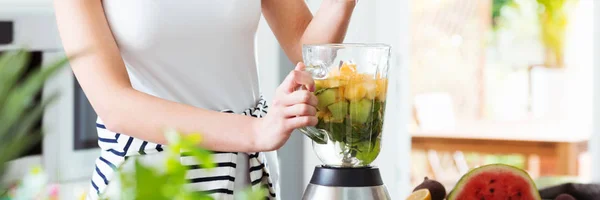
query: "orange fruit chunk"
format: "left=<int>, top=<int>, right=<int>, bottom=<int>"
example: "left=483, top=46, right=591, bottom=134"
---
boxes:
left=316, top=79, right=345, bottom=88
left=339, top=63, right=357, bottom=81
left=364, top=82, right=377, bottom=100
left=321, top=111, right=333, bottom=122
left=376, top=78, right=388, bottom=101
left=340, top=62, right=357, bottom=74
left=316, top=111, right=327, bottom=117
left=406, top=189, right=431, bottom=200
left=344, top=84, right=367, bottom=101
left=338, top=86, right=345, bottom=99
left=315, top=80, right=327, bottom=90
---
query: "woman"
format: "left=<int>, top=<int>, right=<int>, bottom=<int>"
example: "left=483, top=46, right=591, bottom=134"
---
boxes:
left=54, top=0, right=355, bottom=199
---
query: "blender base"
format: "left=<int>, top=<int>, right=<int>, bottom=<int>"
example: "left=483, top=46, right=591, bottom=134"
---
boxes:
left=302, top=184, right=390, bottom=200
left=301, top=166, right=391, bottom=200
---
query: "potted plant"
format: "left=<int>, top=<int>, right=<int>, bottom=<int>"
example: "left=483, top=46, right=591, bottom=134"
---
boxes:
left=0, top=50, right=69, bottom=199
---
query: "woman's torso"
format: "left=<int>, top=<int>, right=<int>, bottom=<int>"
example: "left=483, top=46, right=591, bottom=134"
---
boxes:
left=103, top=0, right=262, bottom=112
left=93, top=1, right=267, bottom=199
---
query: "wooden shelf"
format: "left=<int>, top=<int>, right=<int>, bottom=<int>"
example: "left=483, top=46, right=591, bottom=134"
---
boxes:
left=409, top=118, right=590, bottom=176
left=410, top=119, right=590, bottom=143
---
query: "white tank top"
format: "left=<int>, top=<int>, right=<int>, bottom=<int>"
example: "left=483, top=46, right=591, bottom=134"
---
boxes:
left=103, top=0, right=261, bottom=113
left=102, top=0, right=265, bottom=196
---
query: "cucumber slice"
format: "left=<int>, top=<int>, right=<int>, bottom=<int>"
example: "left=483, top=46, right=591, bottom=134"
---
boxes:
left=349, top=99, right=373, bottom=124
left=316, top=89, right=338, bottom=111
left=327, top=101, right=349, bottom=122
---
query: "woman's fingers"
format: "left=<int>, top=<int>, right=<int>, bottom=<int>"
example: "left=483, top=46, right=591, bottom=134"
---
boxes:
left=286, top=116, right=318, bottom=130
left=294, top=62, right=306, bottom=71
left=280, top=63, right=315, bottom=93
left=284, top=104, right=317, bottom=118
left=278, top=90, right=317, bottom=106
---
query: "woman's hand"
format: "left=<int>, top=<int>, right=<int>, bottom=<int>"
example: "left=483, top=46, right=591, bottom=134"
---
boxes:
left=252, top=62, right=318, bottom=151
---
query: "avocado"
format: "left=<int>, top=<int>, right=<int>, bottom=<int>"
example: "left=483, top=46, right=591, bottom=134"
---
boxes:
left=316, top=89, right=338, bottom=111
left=349, top=99, right=373, bottom=124
left=327, top=101, right=348, bottom=122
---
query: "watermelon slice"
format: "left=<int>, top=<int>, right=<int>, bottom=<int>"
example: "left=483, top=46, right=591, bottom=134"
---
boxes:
left=447, top=164, right=541, bottom=200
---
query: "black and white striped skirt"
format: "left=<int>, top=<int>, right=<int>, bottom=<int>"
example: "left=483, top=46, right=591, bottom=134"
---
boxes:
left=88, top=98, right=277, bottom=200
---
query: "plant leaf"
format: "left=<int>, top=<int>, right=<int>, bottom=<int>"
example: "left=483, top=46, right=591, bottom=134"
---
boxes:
left=134, top=160, right=169, bottom=200
left=0, top=56, right=69, bottom=135
left=12, top=93, right=58, bottom=141
left=183, top=148, right=216, bottom=169
left=182, top=192, right=214, bottom=200
left=175, top=132, right=215, bottom=169
left=237, top=187, right=268, bottom=200
left=0, top=50, right=30, bottom=106
left=0, top=130, right=42, bottom=182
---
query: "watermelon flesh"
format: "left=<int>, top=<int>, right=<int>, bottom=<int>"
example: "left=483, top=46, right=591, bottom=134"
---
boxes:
left=448, top=164, right=541, bottom=200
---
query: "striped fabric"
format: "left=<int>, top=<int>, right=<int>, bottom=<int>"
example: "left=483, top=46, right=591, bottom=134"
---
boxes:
left=87, top=98, right=276, bottom=200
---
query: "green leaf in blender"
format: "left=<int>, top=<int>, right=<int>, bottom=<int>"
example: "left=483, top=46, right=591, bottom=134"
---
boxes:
left=316, top=88, right=339, bottom=111
left=368, top=101, right=385, bottom=137
left=349, top=99, right=373, bottom=124
left=345, top=120, right=365, bottom=146
left=331, top=120, right=348, bottom=143
left=356, top=139, right=381, bottom=165
left=327, top=100, right=348, bottom=122
left=316, top=116, right=347, bottom=143
left=372, top=101, right=382, bottom=114
left=315, top=118, right=328, bottom=130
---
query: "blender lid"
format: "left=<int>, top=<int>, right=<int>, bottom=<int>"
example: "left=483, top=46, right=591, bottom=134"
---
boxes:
left=309, top=165, right=384, bottom=187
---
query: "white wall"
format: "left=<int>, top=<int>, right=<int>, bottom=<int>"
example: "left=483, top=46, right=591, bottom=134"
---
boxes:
left=374, top=0, right=412, bottom=199
left=591, top=0, right=600, bottom=182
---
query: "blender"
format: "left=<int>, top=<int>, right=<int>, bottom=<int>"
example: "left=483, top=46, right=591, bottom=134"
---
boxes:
left=299, top=43, right=392, bottom=200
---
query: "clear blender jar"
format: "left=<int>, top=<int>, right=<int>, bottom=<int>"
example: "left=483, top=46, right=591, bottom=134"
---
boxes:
left=299, top=43, right=391, bottom=168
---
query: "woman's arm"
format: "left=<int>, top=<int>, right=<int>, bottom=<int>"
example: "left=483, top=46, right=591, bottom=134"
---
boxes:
left=54, top=0, right=317, bottom=152
left=262, top=0, right=356, bottom=63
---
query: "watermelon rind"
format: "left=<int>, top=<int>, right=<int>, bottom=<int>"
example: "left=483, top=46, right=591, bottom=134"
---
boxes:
left=447, top=164, right=541, bottom=200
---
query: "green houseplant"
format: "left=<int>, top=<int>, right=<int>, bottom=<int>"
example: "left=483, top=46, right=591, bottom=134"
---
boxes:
left=0, top=50, right=69, bottom=196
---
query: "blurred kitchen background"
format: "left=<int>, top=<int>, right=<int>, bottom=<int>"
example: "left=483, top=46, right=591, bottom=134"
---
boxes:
left=1, top=0, right=600, bottom=199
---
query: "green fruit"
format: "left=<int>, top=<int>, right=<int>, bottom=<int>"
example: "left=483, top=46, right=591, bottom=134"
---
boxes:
left=316, top=89, right=338, bottom=111
left=327, top=101, right=348, bottom=122
left=349, top=99, right=373, bottom=124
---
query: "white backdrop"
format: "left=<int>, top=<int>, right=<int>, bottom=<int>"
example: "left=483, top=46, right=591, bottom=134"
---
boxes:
left=592, top=0, right=600, bottom=183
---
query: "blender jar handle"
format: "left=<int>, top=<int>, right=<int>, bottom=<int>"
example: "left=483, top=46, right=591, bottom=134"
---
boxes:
left=296, top=85, right=328, bottom=145
left=299, top=126, right=328, bottom=144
